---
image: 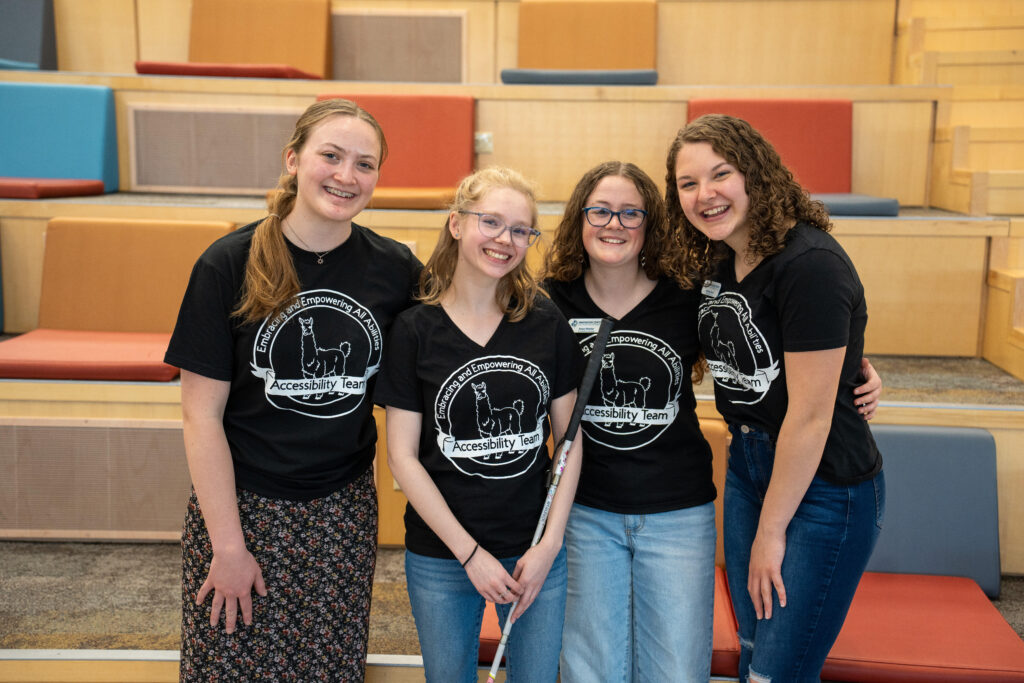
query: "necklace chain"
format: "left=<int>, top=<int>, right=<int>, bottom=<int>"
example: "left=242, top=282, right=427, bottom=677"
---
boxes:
left=284, top=220, right=335, bottom=265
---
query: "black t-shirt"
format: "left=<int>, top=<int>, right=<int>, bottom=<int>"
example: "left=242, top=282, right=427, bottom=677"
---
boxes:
left=544, top=277, right=715, bottom=514
left=696, top=222, right=881, bottom=484
left=165, top=221, right=421, bottom=501
left=374, top=296, right=584, bottom=559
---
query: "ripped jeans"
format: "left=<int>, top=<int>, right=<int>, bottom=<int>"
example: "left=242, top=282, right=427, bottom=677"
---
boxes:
left=723, top=424, right=884, bottom=683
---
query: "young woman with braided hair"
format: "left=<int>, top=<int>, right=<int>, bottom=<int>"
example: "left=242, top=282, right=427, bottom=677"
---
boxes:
left=166, top=98, right=420, bottom=681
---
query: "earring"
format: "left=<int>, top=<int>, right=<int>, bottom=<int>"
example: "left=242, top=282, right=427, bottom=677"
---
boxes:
left=640, top=250, right=647, bottom=269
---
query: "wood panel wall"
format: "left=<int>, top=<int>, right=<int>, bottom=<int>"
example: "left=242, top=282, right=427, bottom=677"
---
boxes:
left=54, top=0, right=903, bottom=85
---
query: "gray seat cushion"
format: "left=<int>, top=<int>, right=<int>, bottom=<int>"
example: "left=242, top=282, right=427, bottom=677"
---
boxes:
left=812, top=193, right=900, bottom=216
left=866, top=425, right=1001, bottom=598
left=500, top=68, right=658, bottom=85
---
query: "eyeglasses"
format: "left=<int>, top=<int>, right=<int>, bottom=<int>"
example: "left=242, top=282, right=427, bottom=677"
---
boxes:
left=459, top=211, right=541, bottom=247
left=582, top=206, right=647, bottom=229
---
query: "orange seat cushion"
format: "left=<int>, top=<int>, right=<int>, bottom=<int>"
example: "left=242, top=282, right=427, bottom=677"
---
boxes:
left=135, top=60, right=321, bottom=80
left=823, top=572, right=1024, bottom=682
left=687, top=99, right=853, bottom=194
left=479, top=600, right=504, bottom=665
left=188, top=0, right=330, bottom=79
left=317, top=94, right=475, bottom=190
left=517, top=1, right=657, bottom=70
left=0, top=329, right=178, bottom=381
left=712, top=565, right=741, bottom=677
left=0, top=177, right=106, bottom=199
left=38, top=217, right=234, bottom=333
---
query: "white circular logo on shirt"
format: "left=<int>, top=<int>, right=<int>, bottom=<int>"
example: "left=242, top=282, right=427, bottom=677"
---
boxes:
left=250, top=289, right=383, bottom=418
left=577, top=330, right=684, bottom=450
left=697, top=292, right=780, bottom=405
left=434, top=356, right=550, bottom=479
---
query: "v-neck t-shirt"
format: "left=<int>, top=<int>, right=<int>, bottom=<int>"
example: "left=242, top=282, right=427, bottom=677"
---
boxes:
left=374, top=295, right=583, bottom=559
left=544, top=276, right=715, bottom=514
left=696, top=222, right=881, bottom=485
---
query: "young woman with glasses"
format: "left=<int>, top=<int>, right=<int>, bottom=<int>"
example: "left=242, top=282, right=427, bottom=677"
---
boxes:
left=375, top=166, right=584, bottom=682
left=544, top=161, right=882, bottom=682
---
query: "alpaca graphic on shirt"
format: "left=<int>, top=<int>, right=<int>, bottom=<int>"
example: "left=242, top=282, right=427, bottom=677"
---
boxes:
left=298, top=316, right=350, bottom=399
left=599, top=353, right=651, bottom=414
left=708, top=311, right=739, bottom=372
left=472, top=382, right=524, bottom=458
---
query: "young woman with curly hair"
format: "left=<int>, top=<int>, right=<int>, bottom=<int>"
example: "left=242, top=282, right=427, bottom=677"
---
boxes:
left=545, top=160, right=881, bottom=681
left=667, top=114, right=886, bottom=683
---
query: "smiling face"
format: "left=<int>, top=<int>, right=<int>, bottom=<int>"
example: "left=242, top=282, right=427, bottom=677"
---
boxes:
left=674, top=141, right=752, bottom=253
left=285, top=114, right=381, bottom=227
left=582, top=174, right=647, bottom=269
left=450, top=186, right=532, bottom=282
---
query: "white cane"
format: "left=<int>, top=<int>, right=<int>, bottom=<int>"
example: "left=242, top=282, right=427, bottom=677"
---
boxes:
left=486, top=317, right=614, bottom=682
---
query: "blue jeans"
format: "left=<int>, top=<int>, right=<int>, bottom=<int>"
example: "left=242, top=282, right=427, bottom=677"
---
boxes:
left=560, top=502, right=716, bottom=683
left=724, top=424, right=885, bottom=683
left=405, top=546, right=567, bottom=683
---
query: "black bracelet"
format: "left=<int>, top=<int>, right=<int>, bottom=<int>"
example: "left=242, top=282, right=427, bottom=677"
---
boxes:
left=461, top=542, right=479, bottom=568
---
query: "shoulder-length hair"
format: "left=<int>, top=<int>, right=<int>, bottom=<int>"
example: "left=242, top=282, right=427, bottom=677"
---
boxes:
left=545, top=161, right=693, bottom=288
left=664, top=114, right=831, bottom=280
left=233, top=98, right=388, bottom=325
left=418, top=166, right=540, bottom=322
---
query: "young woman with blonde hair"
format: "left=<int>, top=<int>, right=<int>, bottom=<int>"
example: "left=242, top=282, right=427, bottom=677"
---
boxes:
left=375, top=166, right=583, bottom=682
left=166, top=98, right=420, bottom=681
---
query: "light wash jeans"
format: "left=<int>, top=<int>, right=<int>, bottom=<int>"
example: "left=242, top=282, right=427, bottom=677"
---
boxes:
left=405, top=546, right=567, bottom=683
left=560, top=501, right=716, bottom=683
left=724, top=424, right=885, bottom=683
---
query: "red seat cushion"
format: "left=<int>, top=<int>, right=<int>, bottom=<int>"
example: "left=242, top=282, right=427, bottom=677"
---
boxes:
left=0, top=177, right=106, bottom=199
left=712, top=565, right=741, bottom=676
left=824, top=572, right=1024, bottom=682
left=0, top=329, right=178, bottom=381
left=135, top=60, right=321, bottom=79
left=687, top=98, right=853, bottom=194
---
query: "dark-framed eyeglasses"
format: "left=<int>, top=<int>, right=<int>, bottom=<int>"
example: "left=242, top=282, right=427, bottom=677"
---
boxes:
left=459, top=211, right=541, bottom=247
left=582, top=206, right=647, bottom=229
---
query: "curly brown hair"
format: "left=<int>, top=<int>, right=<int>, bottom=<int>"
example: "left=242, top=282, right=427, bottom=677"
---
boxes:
left=418, top=166, right=540, bottom=322
left=545, top=161, right=693, bottom=288
left=664, top=114, right=831, bottom=280
left=234, top=98, right=388, bottom=325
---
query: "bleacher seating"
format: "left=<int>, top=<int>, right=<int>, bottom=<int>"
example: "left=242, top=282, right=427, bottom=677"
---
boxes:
left=825, top=425, right=1023, bottom=680
left=135, top=0, right=329, bottom=80
left=500, top=1, right=658, bottom=85
left=0, top=82, right=118, bottom=197
left=0, top=217, right=234, bottom=381
left=687, top=98, right=900, bottom=216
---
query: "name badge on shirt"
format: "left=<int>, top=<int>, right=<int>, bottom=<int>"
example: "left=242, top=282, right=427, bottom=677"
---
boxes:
left=701, top=280, right=722, bottom=298
left=569, top=317, right=604, bottom=334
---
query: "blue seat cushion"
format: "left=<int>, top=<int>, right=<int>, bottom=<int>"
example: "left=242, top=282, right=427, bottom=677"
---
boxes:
left=0, top=82, right=119, bottom=192
left=812, top=193, right=900, bottom=216
left=500, top=68, right=658, bottom=85
left=866, top=425, right=1001, bottom=598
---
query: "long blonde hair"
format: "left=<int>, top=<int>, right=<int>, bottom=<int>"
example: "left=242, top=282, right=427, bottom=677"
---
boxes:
left=233, top=98, right=388, bottom=325
left=419, top=167, right=540, bottom=322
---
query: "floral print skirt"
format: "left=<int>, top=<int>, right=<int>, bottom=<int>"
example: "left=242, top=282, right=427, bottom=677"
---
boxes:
left=180, top=467, right=378, bottom=682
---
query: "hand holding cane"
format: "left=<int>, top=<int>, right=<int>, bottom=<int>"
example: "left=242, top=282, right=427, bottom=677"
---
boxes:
left=486, top=317, right=614, bottom=681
